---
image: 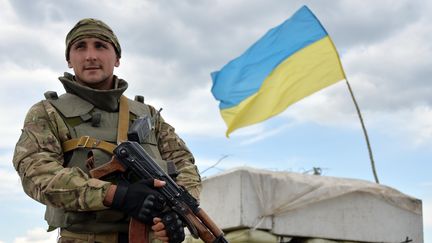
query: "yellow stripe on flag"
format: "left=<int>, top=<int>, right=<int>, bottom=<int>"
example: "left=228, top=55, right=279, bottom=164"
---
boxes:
left=221, top=36, right=346, bottom=136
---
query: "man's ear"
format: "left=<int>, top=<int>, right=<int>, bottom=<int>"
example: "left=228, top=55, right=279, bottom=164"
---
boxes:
left=67, top=60, right=72, bottom=68
left=115, top=57, right=120, bottom=67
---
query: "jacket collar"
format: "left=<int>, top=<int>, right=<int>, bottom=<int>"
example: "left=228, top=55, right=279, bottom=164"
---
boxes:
left=58, top=72, right=128, bottom=112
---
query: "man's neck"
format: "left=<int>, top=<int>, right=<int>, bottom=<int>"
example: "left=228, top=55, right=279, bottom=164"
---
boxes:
left=74, top=76, right=115, bottom=90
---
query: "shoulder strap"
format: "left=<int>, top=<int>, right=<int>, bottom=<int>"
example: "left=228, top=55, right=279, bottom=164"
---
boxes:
left=117, top=95, right=129, bottom=143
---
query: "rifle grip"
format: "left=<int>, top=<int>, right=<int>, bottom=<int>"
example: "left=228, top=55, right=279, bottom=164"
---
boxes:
left=129, top=218, right=149, bottom=243
left=89, top=157, right=126, bottom=179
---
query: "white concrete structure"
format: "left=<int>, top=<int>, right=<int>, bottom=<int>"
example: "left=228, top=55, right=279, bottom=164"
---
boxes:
left=199, top=167, right=423, bottom=243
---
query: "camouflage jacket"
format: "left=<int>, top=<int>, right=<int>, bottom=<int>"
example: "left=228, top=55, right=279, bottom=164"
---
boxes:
left=12, top=74, right=201, bottom=212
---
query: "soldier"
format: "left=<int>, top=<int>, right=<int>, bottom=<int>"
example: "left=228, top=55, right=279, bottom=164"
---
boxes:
left=12, top=18, right=202, bottom=243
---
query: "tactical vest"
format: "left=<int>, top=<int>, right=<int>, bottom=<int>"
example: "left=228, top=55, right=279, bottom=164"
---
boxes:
left=44, top=92, right=167, bottom=233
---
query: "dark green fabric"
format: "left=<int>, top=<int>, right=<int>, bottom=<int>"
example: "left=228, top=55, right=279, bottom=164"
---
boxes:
left=65, top=18, right=121, bottom=60
left=59, top=72, right=127, bottom=112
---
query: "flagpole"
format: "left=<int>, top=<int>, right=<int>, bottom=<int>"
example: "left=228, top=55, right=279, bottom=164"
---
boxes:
left=345, top=79, right=380, bottom=183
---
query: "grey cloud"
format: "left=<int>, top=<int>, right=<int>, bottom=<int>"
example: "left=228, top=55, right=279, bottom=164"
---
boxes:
left=8, top=0, right=106, bottom=25
left=310, top=0, right=424, bottom=49
left=342, top=26, right=432, bottom=113
left=8, top=0, right=65, bottom=24
left=113, top=1, right=311, bottom=100
left=112, top=0, right=426, bottom=104
left=0, top=37, right=62, bottom=70
left=2, top=0, right=431, bottom=123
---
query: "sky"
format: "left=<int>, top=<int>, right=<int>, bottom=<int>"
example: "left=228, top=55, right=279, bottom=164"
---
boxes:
left=0, top=0, right=430, bottom=242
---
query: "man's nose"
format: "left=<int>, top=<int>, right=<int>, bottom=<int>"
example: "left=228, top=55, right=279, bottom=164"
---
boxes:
left=85, top=47, right=97, bottom=61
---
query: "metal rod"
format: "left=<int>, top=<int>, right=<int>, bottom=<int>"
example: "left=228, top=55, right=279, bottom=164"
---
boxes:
left=345, top=79, right=380, bottom=183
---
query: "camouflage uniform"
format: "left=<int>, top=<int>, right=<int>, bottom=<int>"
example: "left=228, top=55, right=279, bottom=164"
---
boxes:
left=12, top=73, right=201, bottom=242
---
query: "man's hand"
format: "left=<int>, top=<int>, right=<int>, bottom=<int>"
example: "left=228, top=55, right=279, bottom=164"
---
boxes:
left=110, top=179, right=166, bottom=224
left=152, top=212, right=185, bottom=243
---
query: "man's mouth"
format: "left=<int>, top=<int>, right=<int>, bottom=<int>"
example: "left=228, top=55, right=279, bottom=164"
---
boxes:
left=84, top=66, right=101, bottom=70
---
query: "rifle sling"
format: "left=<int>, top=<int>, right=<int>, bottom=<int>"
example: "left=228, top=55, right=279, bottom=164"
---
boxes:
left=62, top=136, right=117, bottom=154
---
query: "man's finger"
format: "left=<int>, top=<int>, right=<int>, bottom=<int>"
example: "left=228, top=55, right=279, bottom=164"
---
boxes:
left=153, top=179, right=166, bottom=188
left=151, top=221, right=165, bottom=231
left=153, top=229, right=168, bottom=238
left=153, top=217, right=162, bottom=224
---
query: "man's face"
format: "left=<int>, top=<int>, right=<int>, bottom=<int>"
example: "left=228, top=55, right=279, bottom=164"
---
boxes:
left=68, top=37, right=120, bottom=90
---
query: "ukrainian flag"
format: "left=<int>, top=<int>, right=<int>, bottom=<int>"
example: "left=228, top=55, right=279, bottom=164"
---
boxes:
left=211, top=6, right=346, bottom=136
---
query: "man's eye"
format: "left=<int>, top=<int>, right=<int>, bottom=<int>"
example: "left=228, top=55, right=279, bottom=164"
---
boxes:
left=95, top=43, right=108, bottom=49
left=74, top=43, right=85, bottom=49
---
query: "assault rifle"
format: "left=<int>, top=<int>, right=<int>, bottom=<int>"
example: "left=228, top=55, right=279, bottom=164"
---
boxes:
left=89, top=117, right=228, bottom=243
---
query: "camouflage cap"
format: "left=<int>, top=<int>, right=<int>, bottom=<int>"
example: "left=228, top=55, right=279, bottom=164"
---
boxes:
left=65, top=18, right=121, bottom=60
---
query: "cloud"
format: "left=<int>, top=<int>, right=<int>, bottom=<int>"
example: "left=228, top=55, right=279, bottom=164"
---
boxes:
left=372, top=106, right=432, bottom=147
left=1, top=0, right=430, bottom=144
left=254, top=5, right=432, bottom=147
left=13, top=228, right=57, bottom=243
left=0, top=168, right=24, bottom=201
left=0, top=148, right=27, bottom=202
left=117, top=0, right=432, bottom=148
left=125, top=83, right=227, bottom=137
left=235, top=123, right=296, bottom=146
left=0, top=63, right=63, bottom=150
left=342, top=18, right=432, bottom=112
left=195, top=141, right=308, bottom=178
left=318, top=0, right=424, bottom=49
left=0, top=3, right=66, bottom=70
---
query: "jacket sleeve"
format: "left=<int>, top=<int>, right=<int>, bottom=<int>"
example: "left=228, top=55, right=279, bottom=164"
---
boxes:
left=150, top=106, right=202, bottom=200
left=12, top=101, right=111, bottom=211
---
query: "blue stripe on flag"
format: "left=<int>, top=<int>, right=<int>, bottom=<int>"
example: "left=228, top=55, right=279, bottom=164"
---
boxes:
left=211, top=6, right=328, bottom=109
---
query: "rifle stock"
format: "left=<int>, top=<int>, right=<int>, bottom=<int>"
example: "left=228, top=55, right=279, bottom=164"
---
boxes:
left=129, top=218, right=148, bottom=243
